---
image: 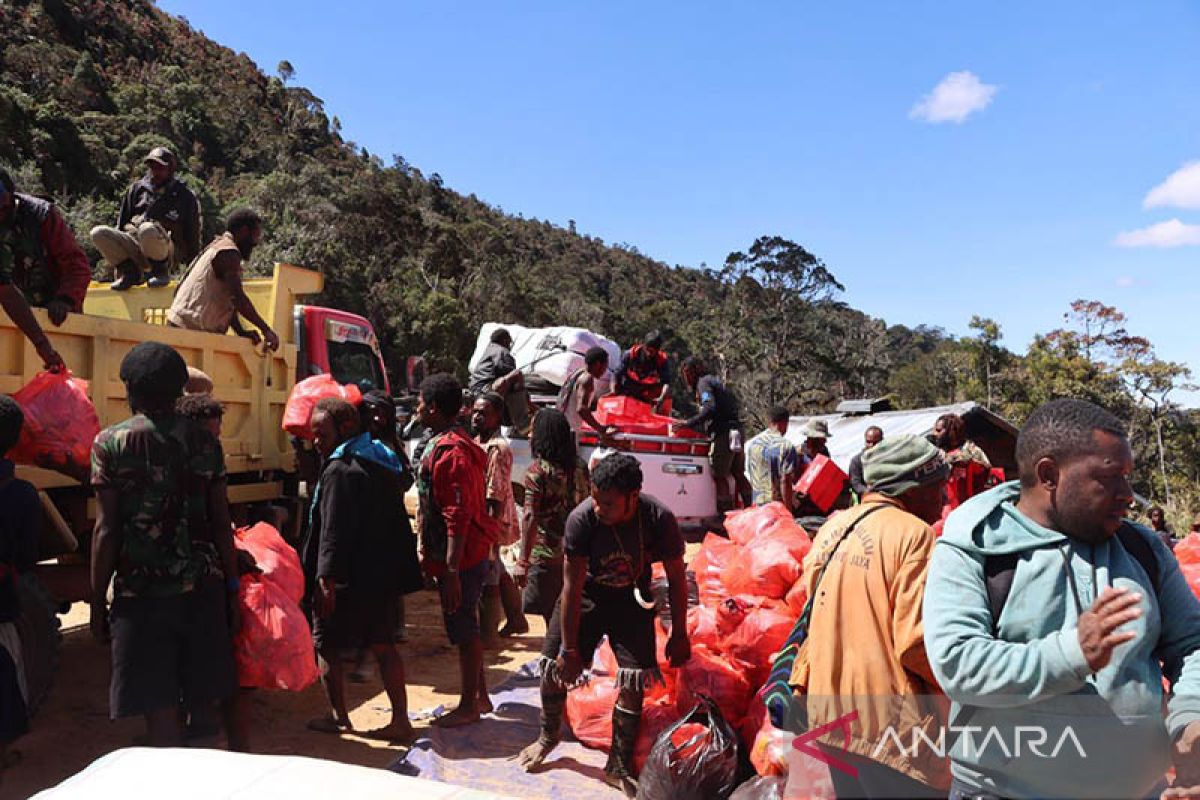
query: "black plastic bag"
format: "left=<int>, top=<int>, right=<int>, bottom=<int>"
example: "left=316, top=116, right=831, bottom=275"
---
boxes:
left=730, top=776, right=786, bottom=800
left=637, top=695, right=739, bottom=800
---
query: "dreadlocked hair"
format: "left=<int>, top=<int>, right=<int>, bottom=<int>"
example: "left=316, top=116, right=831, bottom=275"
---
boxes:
left=531, top=408, right=577, bottom=473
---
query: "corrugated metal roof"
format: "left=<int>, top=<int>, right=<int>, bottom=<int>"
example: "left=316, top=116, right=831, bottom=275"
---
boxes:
left=782, top=401, right=1016, bottom=471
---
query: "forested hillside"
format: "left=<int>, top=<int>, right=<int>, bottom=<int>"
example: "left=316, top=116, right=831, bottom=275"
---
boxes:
left=2, top=0, right=1197, bottom=509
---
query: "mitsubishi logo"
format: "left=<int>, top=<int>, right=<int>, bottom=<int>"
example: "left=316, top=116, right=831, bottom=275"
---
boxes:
left=677, top=482, right=688, bottom=496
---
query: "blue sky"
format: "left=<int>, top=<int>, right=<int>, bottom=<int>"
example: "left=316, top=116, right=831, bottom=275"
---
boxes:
left=161, top=0, right=1200, bottom=385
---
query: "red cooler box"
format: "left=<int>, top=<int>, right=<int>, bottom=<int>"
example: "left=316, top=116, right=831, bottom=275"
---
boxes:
left=794, top=455, right=847, bottom=513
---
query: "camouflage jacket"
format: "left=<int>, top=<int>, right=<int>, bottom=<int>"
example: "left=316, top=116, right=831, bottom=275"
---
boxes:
left=91, top=412, right=226, bottom=598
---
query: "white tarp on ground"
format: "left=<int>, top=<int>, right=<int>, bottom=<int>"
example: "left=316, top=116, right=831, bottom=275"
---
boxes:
left=784, top=401, right=985, bottom=472
left=33, top=748, right=519, bottom=800
left=468, top=323, right=621, bottom=392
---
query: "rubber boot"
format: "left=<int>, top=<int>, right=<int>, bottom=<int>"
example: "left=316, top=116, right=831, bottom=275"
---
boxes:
left=540, top=684, right=566, bottom=744
left=498, top=569, right=529, bottom=637
left=146, top=258, right=170, bottom=288
left=604, top=702, right=642, bottom=797
left=480, top=588, right=503, bottom=650
left=110, top=259, right=144, bottom=291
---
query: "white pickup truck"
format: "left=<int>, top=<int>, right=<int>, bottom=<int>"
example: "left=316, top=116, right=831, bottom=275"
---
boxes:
left=404, top=426, right=720, bottom=538
left=507, top=429, right=720, bottom=537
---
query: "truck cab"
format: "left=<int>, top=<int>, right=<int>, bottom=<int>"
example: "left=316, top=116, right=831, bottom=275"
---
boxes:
left=294, top=306, right=389, bottom=394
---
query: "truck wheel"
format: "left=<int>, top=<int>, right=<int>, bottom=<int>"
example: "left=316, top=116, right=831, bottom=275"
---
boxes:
left=15, top=574, right=62, bottom=717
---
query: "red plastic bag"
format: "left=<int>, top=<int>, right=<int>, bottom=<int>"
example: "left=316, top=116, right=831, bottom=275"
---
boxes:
left=784, top=578, right=808, bottom=616
left=1176, top=533, right=1200, bottom=567
left=282, top=374, right=363, bottom=439
left=639, top=696, right=740, bottom=799
left=687, top=605, right=720, bottom=649
left=692, top=533, right=736, bottom=606
left=723, top=536, right=805, bottom=600
left=725, top=502, right=795, bottom=546
left=675, top=646, right=752, bottom=730
left=724, top=603, right=796, bottom=686
left=635, top=695, right=685, bottom=774
left=565, top=676, right=617, bottom=749
left=235, top=523, right=304, bottom=603
left=9, top=370, right=100, bottom=482
left=234, top=575, right=318, bottom=691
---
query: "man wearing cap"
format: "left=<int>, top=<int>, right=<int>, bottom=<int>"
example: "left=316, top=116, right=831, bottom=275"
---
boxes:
left=89, top=342, right=240, bottom=747
left=469, top=328, right=531, bottom=435
left=787, top=434, right=951, bottom=798
left=799, top=419, right=833, bottom=464
left=91, top=145, right=201, bottom=290
left=0, top=169, right=86, bottom=368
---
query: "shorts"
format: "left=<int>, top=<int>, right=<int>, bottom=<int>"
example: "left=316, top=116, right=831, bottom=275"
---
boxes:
left=311, top=589, right=399, bottom=652
left=522, top=560, right=564, bottom=620
left=442, top=559, right=488, bottom=646
left=109, top=579, right=237, bottom=719
left=541, top=588, right=658, bottom=682
left=711, top=429, right=743, bottom=479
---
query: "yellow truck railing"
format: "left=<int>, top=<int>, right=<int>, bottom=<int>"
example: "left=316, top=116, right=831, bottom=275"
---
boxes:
left=1, top=263, right=322, bottom=493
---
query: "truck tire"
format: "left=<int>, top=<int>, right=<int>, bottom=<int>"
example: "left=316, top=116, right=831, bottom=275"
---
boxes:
left=14, top=574, right=62, bottom=717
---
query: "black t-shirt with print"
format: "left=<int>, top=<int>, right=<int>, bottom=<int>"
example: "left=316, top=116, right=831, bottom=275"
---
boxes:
left=564, top=493, right=685, bottom=597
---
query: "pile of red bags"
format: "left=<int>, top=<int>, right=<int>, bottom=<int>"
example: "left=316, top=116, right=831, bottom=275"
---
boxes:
left=282, top=374, right=363, bottom=439
left=232, top=523, right=318, bottom=691
left=1177, top=534, right=1200, bottom=598
left=564, top=502, right=816, bottom=778
left=9, top=370, right=100, bottom=482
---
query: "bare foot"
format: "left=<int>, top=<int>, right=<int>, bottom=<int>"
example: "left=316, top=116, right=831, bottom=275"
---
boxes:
left=432, top=705, right=480, bottom=728
left=362, top=721, right=417, bottom=744
left=514, top=736, right=558, bottom=771
left=499, top=620, right=530, bottom=637
left=306, top=716, right=352, bottom=735
left=603, top=772, right=638, bottom=798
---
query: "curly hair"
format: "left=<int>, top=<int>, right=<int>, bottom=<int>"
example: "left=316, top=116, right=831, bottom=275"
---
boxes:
left=420, top=373, right=463, bottom=419
left=0, top=395, right=24, bottom=456
left=591, top=452, right=643, bottom=494
left=1016, top=398, right=1127, bottom=487
left=175, top=392, right=224, bottom=421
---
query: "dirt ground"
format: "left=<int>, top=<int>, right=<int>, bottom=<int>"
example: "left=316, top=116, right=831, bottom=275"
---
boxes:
left=3, top=590, right=549, bottom=799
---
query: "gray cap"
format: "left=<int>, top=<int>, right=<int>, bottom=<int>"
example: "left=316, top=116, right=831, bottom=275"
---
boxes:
left=144, top=146, right=176, bottom=166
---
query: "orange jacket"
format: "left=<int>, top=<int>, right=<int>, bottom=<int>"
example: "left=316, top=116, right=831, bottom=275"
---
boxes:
left=790, top=495, right=949, bottom=789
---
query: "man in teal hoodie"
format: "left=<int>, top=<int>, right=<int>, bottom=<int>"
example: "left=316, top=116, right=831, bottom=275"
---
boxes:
left=925, top=398, right=1200, bottom=799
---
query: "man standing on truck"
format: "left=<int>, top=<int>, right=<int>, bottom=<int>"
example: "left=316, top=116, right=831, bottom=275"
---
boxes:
left=303, top=397, right=420, bottom=742
left=516, top=453, right=691, bottom=797
left=166, top=208, right=279, bottom=350
left=416, top=374, right=498, bottom=728
left=469, top=328, right=532, bottom=435
left=674, top=356, right=752, bottom=513
left=612, top=331, right=671, bottom=413
left=558, top=346, right=618, bottom=442
left=91, top=146, right=201, bottom=290
left=89, top=342, right=240, bottom=748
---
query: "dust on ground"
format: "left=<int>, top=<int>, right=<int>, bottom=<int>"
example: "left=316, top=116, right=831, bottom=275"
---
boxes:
left=3, top=591, right=548, bottom=799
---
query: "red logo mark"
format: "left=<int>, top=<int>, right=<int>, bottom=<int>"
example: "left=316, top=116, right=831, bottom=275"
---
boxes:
left=792, top=711, right=860, bottom=777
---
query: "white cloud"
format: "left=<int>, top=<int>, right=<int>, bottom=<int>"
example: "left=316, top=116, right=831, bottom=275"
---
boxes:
left=909, top=71, right=998, bottom=124
left=1113, top=219, right=1200, bottom=248
left=1144, top=161, right=1200, bottom=210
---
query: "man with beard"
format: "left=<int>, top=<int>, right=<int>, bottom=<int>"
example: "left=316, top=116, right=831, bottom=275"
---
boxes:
left=166, top=209, right=280, bottom=350
left=91, top=146, right=202, bottom=290
left=925, top=399, right=1200, bottom=800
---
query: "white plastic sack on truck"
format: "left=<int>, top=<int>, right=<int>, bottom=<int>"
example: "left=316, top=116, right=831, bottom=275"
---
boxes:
left=470, top=323, right=621, bottom=393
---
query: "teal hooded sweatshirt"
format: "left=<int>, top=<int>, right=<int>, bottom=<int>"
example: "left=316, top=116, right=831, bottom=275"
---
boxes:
left=924, top=482, right=1200, bottom=799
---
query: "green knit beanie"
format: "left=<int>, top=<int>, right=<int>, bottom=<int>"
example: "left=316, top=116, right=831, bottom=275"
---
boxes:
left=863, top=434, right=949, bottom=497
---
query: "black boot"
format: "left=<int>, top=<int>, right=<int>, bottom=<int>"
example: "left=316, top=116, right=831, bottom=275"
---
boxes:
left=604, top=701, right=642, bottom=797
left=110, top=259, right=144, bottom=291
left=146, top=259, right=170, bottom=288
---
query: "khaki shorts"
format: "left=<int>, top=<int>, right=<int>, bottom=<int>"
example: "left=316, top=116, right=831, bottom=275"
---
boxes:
left=90, top=221, right=173, bottom=269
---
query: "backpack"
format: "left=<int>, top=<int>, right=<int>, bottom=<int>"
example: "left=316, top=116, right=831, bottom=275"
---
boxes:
left=981, top=522, right=1160, bottom=632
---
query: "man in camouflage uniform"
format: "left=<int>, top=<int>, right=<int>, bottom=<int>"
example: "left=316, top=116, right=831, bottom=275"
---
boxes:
left=89, top=342, right=240, bottom=747
left=0, top=171, right=79, bottom=371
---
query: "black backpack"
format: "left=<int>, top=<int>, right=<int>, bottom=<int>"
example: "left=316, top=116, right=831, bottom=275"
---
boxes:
left=981, top=523, right=1160, bottom=632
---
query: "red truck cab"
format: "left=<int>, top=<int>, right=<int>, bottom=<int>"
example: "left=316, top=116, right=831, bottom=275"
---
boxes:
left=294, top=305, right=390, bottom=394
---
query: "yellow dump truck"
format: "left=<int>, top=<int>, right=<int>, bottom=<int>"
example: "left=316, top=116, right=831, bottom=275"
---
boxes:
left=0, top=264, right=388, bottom=711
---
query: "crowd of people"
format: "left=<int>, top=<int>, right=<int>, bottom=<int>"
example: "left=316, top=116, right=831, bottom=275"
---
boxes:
left=6, top=146, right=1200, bottom=798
